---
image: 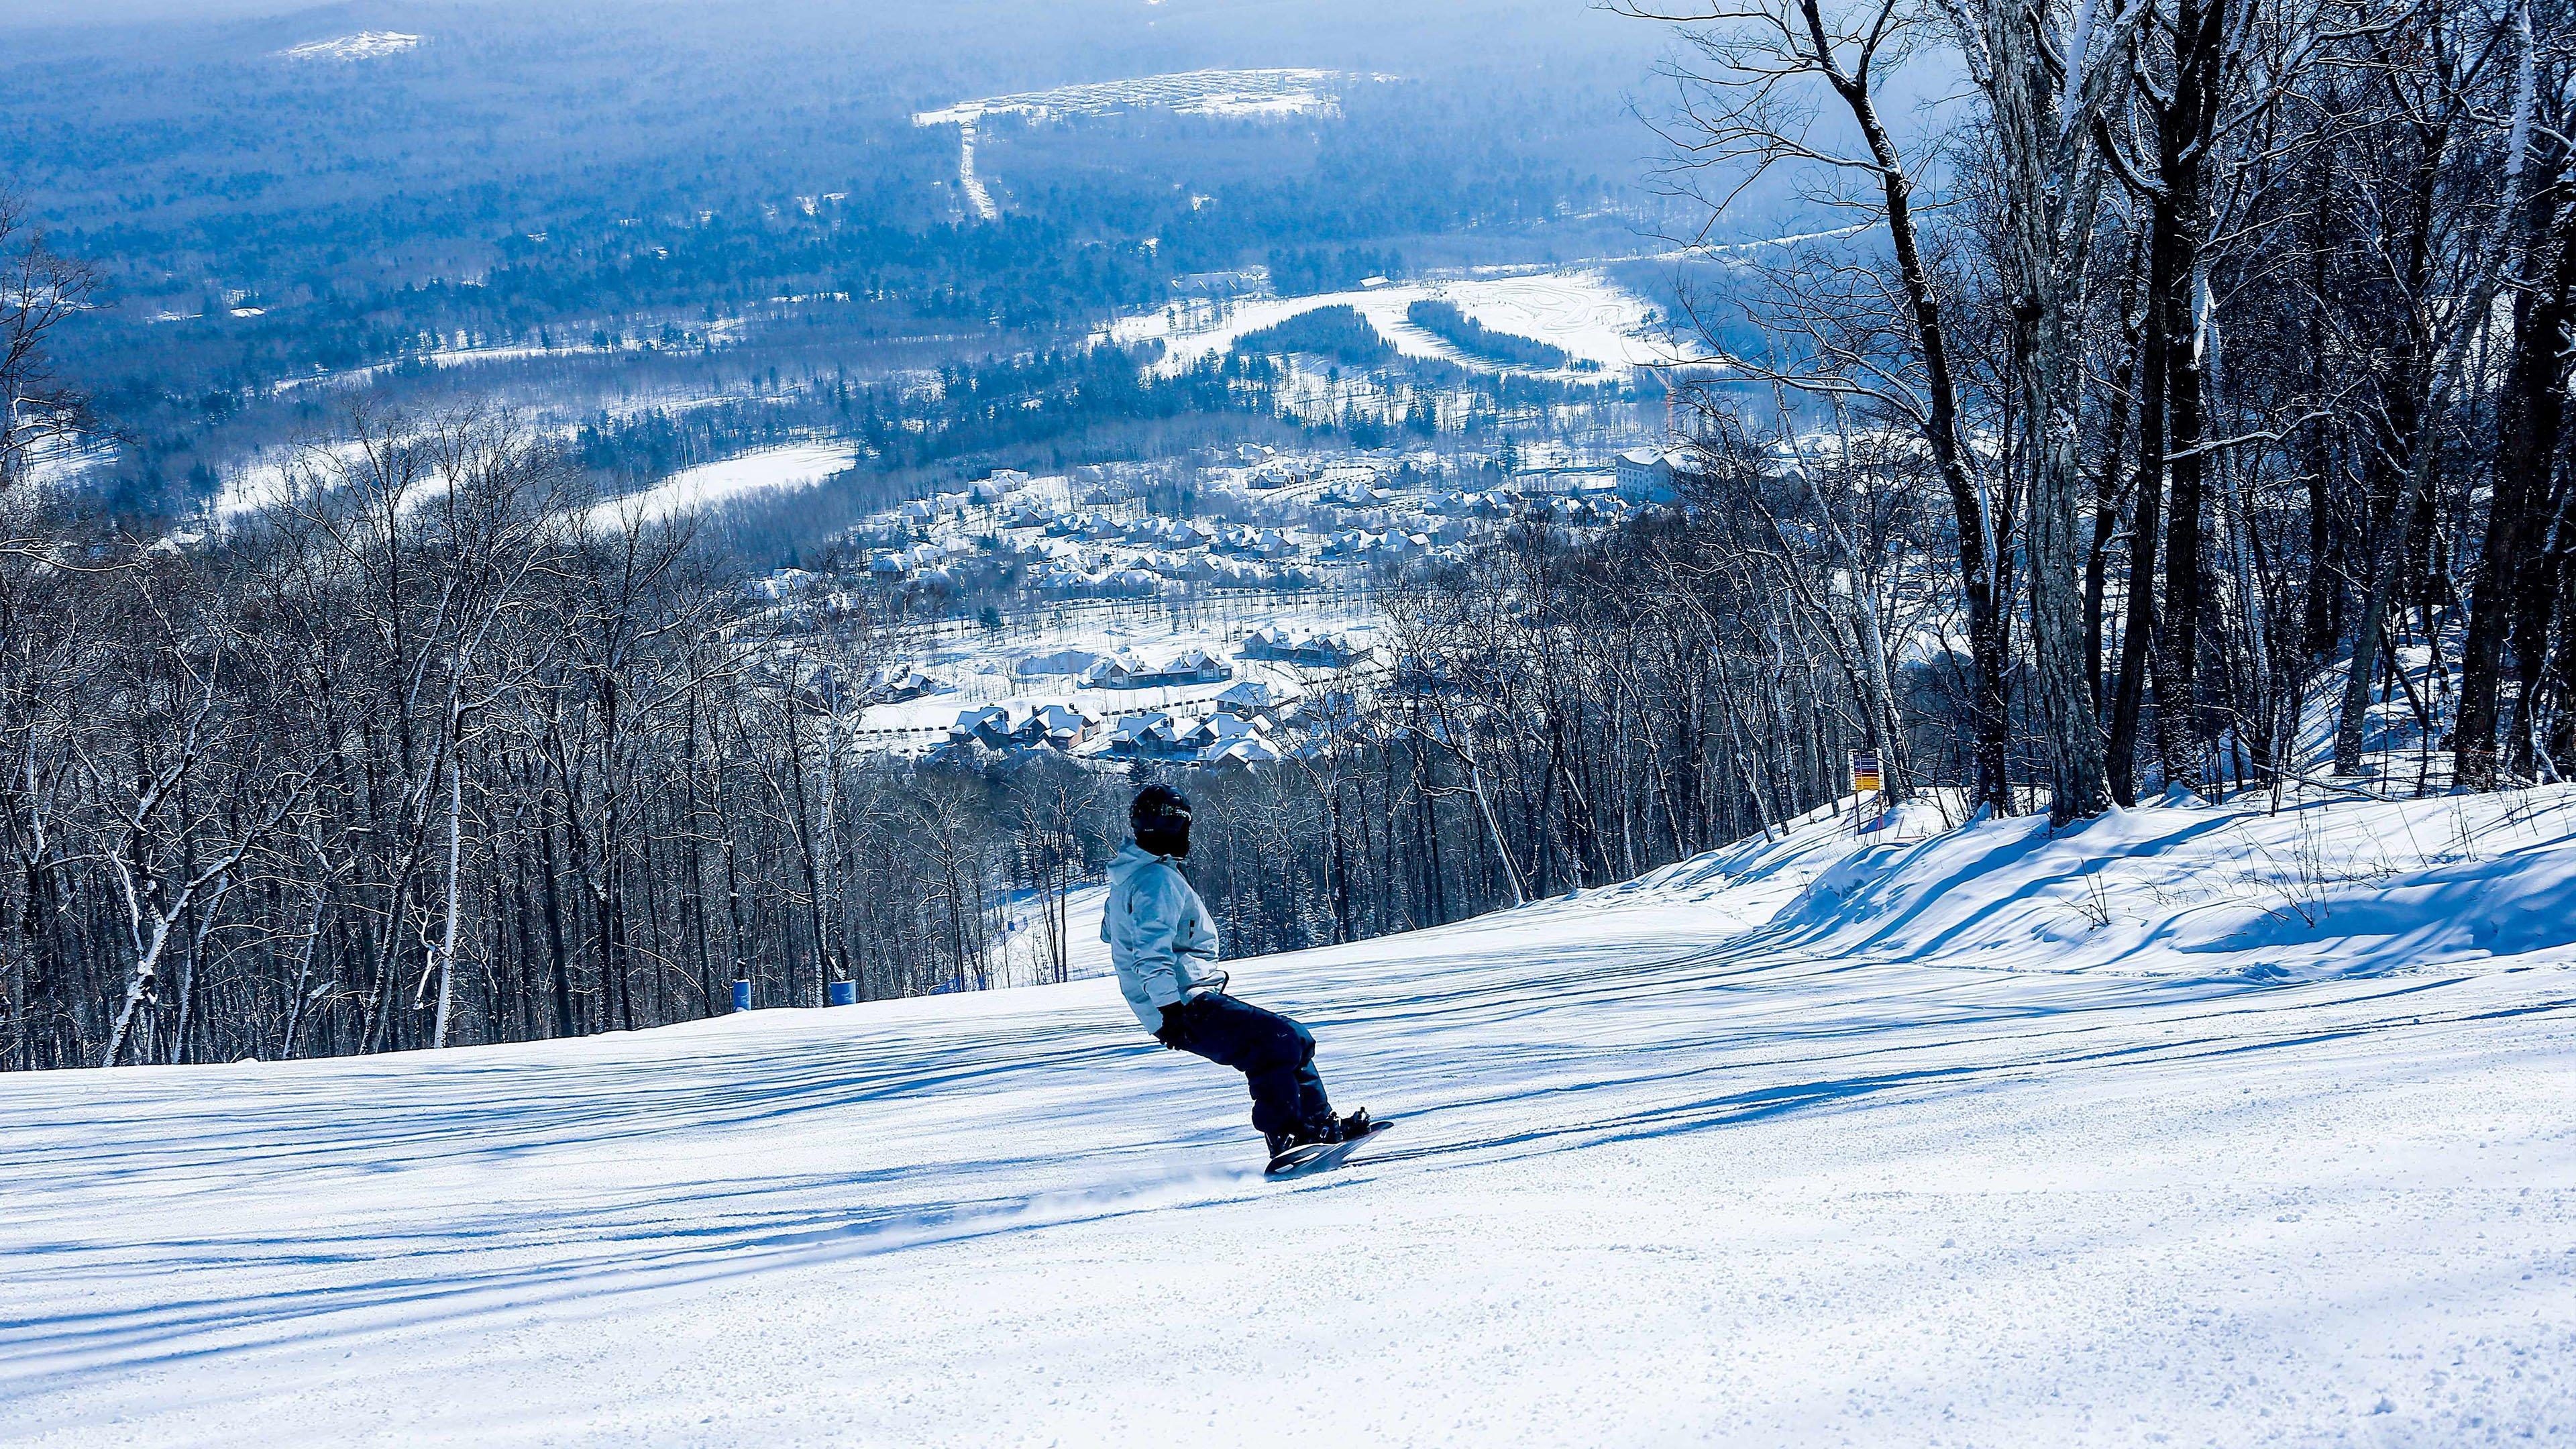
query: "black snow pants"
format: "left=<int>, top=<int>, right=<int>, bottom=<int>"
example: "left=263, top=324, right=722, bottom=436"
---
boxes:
left=1161, top=991, right=1333, bottom=1136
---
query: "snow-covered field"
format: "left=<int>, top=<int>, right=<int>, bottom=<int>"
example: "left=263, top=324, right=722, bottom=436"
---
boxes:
left=1112, top=268, right=1689, bottom=381
left=587, top=441, right=855, bottom=527
left=208, top=431, right=836, bottom=528
left=268, top=321, right=748, bottom=398
left=4, top=788, right=2571, bottom=1447
left=916, top=70, right=1394, bottom=223
left=277, top=31, right=422, bottom=63
left=914, top=69, right=1385, bottom=129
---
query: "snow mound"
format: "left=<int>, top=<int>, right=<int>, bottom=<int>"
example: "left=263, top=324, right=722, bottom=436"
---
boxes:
left=1760, top=789, right=2576, bottom=980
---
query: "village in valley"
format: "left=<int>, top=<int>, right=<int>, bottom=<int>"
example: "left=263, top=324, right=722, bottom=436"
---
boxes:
left=754, top=441, right=1688, bottom=771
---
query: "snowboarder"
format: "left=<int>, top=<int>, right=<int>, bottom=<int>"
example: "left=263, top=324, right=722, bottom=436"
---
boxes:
left=1104, top=784, right=1373, bottom=1167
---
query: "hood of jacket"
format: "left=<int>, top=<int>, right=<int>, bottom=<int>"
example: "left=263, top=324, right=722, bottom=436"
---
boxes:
left=1100, top=842, right=1221, bottom=1031
left=1107, top=841, right=1173, bottom=888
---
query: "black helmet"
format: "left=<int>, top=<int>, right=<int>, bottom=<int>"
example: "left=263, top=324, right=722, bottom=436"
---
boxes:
left=1131, top=784, right=1193, bottom=859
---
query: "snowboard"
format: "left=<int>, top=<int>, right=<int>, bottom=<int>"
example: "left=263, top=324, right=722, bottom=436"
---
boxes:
left=1265, top=1118, right=1397, bottom=1179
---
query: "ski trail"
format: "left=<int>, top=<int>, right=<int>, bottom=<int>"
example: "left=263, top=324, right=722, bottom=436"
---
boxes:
left=957, top=119, right=998, bottom=223
left=3, top=793, right=2572, bottom=1445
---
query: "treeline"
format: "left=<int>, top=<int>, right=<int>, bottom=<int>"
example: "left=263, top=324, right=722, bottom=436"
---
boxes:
left=0, top=417, right=1107, bottom=1071
left=1637, top=0, right=2576, bottom=818
left=1230, top=305, right=1399, bottom=369
left=0, top=403, right=1876, bottom=1072
left=1405, top=299, right=1574, bottom=371
left=1266, top=247, right=1409, bottom=296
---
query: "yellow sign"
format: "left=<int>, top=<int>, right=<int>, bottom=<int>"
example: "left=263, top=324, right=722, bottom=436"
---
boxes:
left=1851, top=753, right=1882, bottom=794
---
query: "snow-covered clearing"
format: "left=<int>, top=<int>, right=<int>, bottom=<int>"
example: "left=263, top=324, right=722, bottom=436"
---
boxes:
left=955, top=120, right=999, bottom=223
left=4, top=788, right=2571, bottom=1446
left=205, top=434, right=840, bottom=531
left=268, top=322, right=747, bottom=398
left=9, top=432, right=114, bottom=492
left=586, top=441, right=855, bottom=527
left=916, top=70, right=1393, bottom=223
left=277, top=32, right=423, bottom=63
left=1112, top=268, right=1691, bottom=381
left=915, top=69, right=1385, bottom=129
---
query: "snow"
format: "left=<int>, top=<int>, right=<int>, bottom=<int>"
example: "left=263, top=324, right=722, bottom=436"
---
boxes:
left=3, top=788, right=2571, bottom=1446
left=584, top=441, right=854, bottom=527
left=955, top=119, right=999, bottom=222
left=268, top=323, right=747, bottom=397
left=1111, top=268, right=1694, bottom=381
left=278, top=31, right=423, bottom=62
left=210, top=439, right=377, bottom=520
left=207, top=436, right=844, bottom=531
left=851, top=596, right=1384, bottom=743
left=916, top=70, right=1395, bottom=223
left=10, top=432, right=113, bottom=492
left=914, top=70, right=1385, bottom=129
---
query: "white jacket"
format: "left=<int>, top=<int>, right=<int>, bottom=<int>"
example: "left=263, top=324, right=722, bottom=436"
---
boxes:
left=1100, top=843, right=1223, bottom=1030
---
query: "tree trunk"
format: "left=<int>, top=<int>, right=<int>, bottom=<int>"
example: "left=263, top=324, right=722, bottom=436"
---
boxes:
left=2485, top=150, right=2576, bottom=783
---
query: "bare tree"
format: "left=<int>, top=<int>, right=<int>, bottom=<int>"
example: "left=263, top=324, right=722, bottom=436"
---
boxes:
left=0, top=192, right=93, bottom=496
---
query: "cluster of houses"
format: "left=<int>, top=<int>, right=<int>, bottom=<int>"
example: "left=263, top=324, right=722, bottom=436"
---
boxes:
left=778, top=439, right=1693, bottom=769
left=1241, top=627, right=1376, bottom=669
left=941, top=677, right=1302, bottom=769
left=863, top=665, right=944, bottom=704
left=1079, top=648, right=1232, bottom=690
left=845, top=441, right=1687, bottom=602
left=1006, top=646, right=1232, bottom=688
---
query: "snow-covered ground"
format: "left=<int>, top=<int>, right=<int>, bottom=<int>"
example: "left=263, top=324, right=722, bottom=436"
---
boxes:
left=915, top=69, right=1385, bottom=129
left=4, top=788, right=2571, bottom=1446
left=9, top=431, right=115, bottom=492
left=268, top=321, right=747, bottom=398
left=208, top=427, right=831, bottom=528
left=916, top=70, right=1395, bottom=223
left=586, top=441, right=855, bottom=527
left=277, top=31, right=423, bottom=62
left=1111, top=268, right=1690, bottom=382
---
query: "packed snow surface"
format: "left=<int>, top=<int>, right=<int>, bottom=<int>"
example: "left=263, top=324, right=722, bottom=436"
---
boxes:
left=4, top=789, right=2573, bottom=1446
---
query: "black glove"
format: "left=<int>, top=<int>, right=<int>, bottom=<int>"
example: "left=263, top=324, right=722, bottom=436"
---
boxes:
left=1154, top=1002, right=1191, bottom=1050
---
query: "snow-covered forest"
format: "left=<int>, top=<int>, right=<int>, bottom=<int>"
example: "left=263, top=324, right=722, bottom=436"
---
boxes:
left=1, top=0, right=2573, bottom=1073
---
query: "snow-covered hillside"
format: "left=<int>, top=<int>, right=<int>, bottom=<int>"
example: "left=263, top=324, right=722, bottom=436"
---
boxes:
left=3, top=790, right=2571, bottom=1446
left=1112, top=267, right=1688, bottom=381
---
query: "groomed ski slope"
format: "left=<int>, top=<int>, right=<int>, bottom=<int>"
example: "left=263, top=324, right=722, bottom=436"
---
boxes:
left=5, top=790, right=2574, bottom=1447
